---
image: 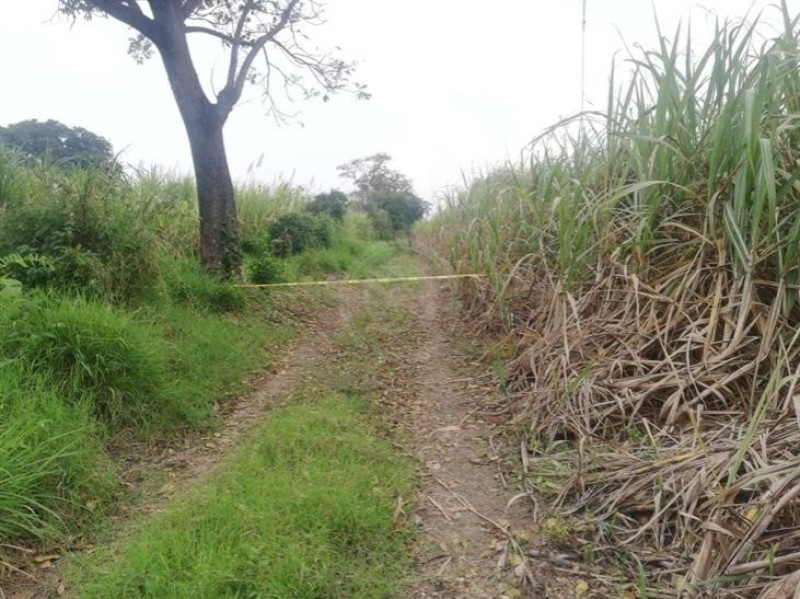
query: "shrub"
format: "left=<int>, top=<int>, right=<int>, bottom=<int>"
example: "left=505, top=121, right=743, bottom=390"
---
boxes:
left=367, top=191, right=428, bottom=237
left=368, top=208, right=394, bottom=241
left=246, top=253, right=284, bottom=285
left=307, top=189, right=348, bottom=220
left=0, top=253, right=55, bottom=289
left=268, top=212, right=331, bottom=257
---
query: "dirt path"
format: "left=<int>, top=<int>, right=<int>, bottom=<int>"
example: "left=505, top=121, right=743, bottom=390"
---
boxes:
left=4, top=263, right=552, bottom=599
left=399, top=278, right=540, bottom=599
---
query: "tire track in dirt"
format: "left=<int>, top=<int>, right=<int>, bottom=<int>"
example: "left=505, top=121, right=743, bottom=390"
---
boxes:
left=1, top=289, right=367, bottom=599
left=7, top=268, right=561, bottom=599
left=401, top=278, right=540, bottom=599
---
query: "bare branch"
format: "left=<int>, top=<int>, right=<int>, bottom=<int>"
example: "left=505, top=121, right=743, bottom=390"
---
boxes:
left=91, top=0, right=156, bottom=36
left=225, top=1, right=257, bottom=96
left=185, top=25, right=239, bottom=44
left=217, top=0, right=301, bottom=116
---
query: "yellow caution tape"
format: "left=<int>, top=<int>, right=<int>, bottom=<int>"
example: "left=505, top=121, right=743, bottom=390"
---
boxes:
left=234, top=274, right=484, bottom=289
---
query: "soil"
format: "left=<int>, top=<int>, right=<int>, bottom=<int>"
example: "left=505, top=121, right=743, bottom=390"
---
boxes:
left=398, top=277, right=545, bottom=599
left=0, top=265, right=579, bottom=599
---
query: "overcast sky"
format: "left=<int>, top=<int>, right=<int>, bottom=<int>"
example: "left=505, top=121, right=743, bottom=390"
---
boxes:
left=2, top=1, right=798, bottom=198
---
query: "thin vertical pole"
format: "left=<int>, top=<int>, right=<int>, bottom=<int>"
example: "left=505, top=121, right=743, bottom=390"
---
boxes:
left=581, top=0, right=588, bottom=116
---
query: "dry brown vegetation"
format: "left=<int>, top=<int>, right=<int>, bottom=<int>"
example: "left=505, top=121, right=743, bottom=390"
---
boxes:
left=421, top=4, right=800, bottom=596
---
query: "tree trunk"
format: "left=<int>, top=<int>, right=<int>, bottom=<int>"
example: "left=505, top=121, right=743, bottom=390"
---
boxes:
left=150, top=4, right=241, bottom=278
left=185, top=116, right=240, bottom=277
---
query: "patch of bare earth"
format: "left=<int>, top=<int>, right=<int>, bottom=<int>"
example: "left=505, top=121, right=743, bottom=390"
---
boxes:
left=372, top=277, right=529, bottom=599
left=395, top=275, right=590, bottom=599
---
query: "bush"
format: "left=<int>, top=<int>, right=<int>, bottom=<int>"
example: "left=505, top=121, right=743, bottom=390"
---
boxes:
left=0, top=295, right=167, bottom=428
left=246, top=253, right=284, bottom=284
left=268, top=212, right=331, bottom=257
left=0, top=253, right=55, bottom=289
left=367, top=191, right=428, bottom=237
left=307, top=190, right=348, bottom=220
left=368, top=208, right=395, bottom=241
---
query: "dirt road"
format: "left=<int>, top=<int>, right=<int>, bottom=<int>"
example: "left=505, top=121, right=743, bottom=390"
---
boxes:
left=4, top=262, right=549, bottom=598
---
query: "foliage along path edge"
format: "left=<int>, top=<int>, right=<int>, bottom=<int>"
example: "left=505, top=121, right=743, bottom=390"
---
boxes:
left=4, top=250, right=569, bottom=598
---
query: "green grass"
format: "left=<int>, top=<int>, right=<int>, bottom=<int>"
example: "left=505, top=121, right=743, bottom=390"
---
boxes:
left=161, top=257, right=247, bottom=314
left=0, top=292, right=289, bottom=432
left=71, top=395, right=413, bottom=599
left=152, top=303, right=295, bottom=426
left=283, top=238, right=405, bottom=280
left=0, top=364, right=114, bottom=541
left=0, top=294, right=167, bottom=429
left=0, top=284, right=294, bottom=545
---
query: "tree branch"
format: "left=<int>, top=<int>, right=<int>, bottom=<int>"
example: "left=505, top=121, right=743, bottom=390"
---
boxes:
left=90, top=0, right=156, bottom=36
left=217, top=0, right=301, bottom=116
left=225, top=1, right=257, bottom=96
left=180, top=0, right=205, bottom=19
left=185, top=25, right=240, bottom=44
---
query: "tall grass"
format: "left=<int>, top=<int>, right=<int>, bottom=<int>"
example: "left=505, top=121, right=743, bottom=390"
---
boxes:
left=0, top=157, right=318, bottom=552
left=0, top=363, right=113, bottom=540
left=1, top=294, right=167, bottom=428
left=421, top=3, right=800, bottom=596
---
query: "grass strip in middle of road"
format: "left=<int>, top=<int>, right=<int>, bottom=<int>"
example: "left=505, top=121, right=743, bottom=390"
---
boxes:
left=72, top=395, right=414, bottom=599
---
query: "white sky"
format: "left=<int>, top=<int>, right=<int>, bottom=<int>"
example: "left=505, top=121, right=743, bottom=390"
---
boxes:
left=1, top=1, right=798, bottom=198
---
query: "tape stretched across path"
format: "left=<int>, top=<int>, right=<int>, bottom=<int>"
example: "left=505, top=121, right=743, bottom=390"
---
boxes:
left=234, top=274, right=484, bottom=289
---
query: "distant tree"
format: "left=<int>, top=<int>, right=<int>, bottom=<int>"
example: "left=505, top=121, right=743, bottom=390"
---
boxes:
left=337, top=153, right=414, bottom=203
left=58, top=0, right=367, bottom=278
left=307, top=189, right=347, bottom=220
left=0, top=119, right=114, bottom=168
left=337, top=153, right=428, bottom=236
left=371, top=190, right=427, bottom=235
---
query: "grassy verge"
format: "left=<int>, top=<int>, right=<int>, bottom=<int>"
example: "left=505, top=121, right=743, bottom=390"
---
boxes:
left=0, top=365, right=114, bottom=541
left=0, top=281, right=295, bottom=548
left=66, top=250, right=421, bottom=598
left=0, top=143, right=419, bottom=581
left=147, top=302, right=295, bottom=427
left=71, top=397, right=412, bottom=599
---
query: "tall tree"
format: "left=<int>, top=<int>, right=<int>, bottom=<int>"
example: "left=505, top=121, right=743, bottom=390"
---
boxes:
left=58, top=0, right=367, bottom=277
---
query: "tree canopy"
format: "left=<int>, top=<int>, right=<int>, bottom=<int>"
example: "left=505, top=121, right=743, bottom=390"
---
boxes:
left=338, top=154, right=428, bottom=237
left=58, top=0, right=369, bottom=122
left=307, top=189, right=348, bottom=220
left=0, top=119, right=114, bottom=168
